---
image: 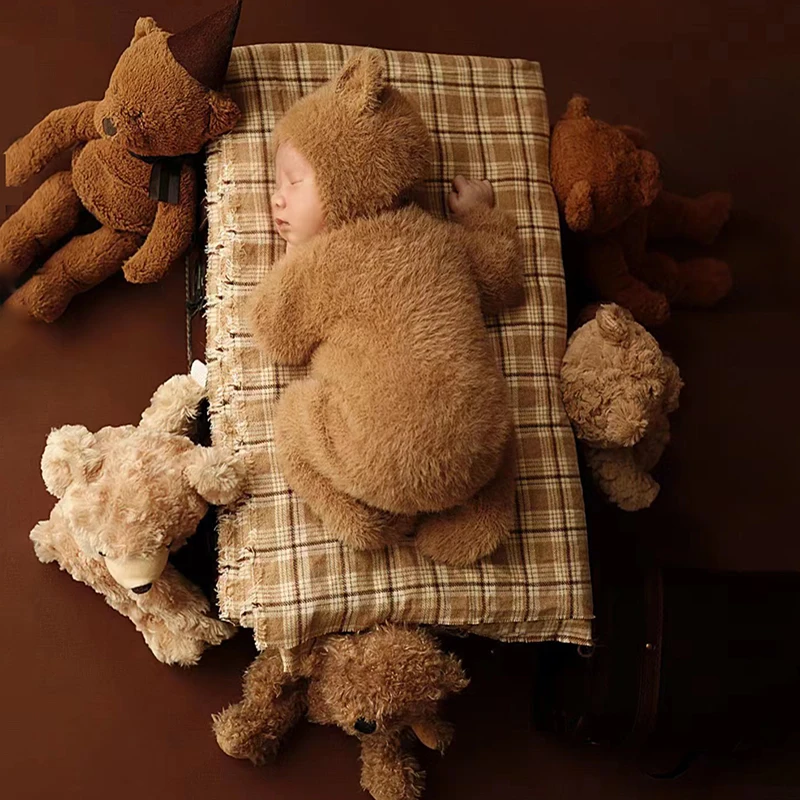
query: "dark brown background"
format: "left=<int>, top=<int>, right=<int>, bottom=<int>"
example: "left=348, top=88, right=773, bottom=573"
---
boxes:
left=1, top=1, right=799, bottom=797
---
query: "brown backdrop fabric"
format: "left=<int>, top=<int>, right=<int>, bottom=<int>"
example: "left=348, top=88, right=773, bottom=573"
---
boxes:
left=1, top=2, right=798, bottom=799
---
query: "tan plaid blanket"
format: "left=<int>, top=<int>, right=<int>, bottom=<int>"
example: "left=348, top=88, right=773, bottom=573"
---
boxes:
left=205, top=43, right=593, bottom=657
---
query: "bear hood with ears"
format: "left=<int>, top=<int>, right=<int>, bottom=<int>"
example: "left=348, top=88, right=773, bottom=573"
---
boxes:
left=551, top=94, right=662, bottom=236
left=94, top=0, right=242, bottom=158
left=271, top=49, right=434, bottom=229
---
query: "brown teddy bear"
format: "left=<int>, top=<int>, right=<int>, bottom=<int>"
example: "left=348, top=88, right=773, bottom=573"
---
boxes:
left=30, top=372, right=247, bottom=665
left=249, top=50, right=524, bottom=566
left=561, top=304, right=683, bottom=511
left=551, top=94, right=732, bottom=328
left=0, top=1, right=242, bottom=321
left=213, top=624, right=469, bottom=800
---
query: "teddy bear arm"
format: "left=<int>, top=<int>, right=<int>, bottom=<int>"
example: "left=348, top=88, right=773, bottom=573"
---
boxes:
left=5, top=100, right=99, bottom=187
left=456, top=205, right=525, bottom=315
left=247, top=250, right=325, bottom=365
left=583, top=444, right=660, bottom=511
left=584, top=239, right=670, bottom=326
left=360, top=733, right=425, bottom=800
left=121, top=168, right=196, bottom=284
left=631, top=413, right=671, bottom=473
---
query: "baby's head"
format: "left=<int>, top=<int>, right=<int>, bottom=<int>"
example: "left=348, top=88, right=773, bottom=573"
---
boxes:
left=270, top=49, right=433, bottom=239
left=271, top=140, right=326, bottom=246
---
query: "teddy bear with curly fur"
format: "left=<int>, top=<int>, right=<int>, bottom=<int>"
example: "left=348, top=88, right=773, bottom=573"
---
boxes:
left=561, top=303, right=683, bottom=511
left=213, top=625, right=469, bottom=800
left=30, top=372, right=247, bottom=666
left=551, top=94, right=732, bottom=328
left=0, top=1, right=242, bottom=321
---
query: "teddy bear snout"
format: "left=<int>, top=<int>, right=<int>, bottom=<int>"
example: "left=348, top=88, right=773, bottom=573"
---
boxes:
left=103, top=549, right=169, bottom=591
left=102, top=117, right=117, bottom=137
left=353, top=718, right=377, bottom=734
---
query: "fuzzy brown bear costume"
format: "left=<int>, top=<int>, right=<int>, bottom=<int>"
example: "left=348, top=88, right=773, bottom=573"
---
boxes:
left=551, top=95, right=732, bottom=328
left=213, top=625, right=469, bottom=800
left=0, top=1, right=242, bottom=321
left=248, top=51, right=525, bottom=566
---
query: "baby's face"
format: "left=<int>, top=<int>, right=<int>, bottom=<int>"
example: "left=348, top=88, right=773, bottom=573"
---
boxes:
left=271, top=142, right=326, bottom=246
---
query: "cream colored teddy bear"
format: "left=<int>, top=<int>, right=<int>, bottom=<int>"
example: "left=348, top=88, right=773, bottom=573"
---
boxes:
left=561, top=304, right=683, bottom=511
left=30, top=371, right=247, bottom=665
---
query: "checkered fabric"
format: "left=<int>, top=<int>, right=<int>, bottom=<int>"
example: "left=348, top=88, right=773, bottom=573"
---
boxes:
left=205, top=43, right=593, bottom=656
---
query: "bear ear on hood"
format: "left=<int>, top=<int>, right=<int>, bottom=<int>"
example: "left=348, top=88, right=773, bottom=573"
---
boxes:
left=334, top=50, right=388, bottom=115
left=41, top=425, right=104, bottom=499
left=131, top=16, right=163, bottom=45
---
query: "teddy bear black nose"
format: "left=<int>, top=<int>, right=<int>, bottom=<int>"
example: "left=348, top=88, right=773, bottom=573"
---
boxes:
left=102, top=118, right=117, bottom=136
left=131, top=583, right=152, bottom=594
left=354, top=718, right=377, bottom=734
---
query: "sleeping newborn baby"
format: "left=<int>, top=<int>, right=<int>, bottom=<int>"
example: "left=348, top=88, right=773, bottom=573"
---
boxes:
left=249, top=50, right=525, bottom=566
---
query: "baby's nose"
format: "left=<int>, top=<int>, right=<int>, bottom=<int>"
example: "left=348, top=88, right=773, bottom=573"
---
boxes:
left=272, top=192, right=285, bottom=210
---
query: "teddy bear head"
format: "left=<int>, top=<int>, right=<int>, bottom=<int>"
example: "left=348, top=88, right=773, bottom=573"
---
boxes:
left=93, top=1, right=242, bottom=158
left=302, top=626, right=469, bottom=749
left=551, top=95, right=662, bottom=235
left=561, top=304, right=682, bottom=449
left=271, top=49, right=434, bottom=229
left=40, top=375, right=246, bottom=594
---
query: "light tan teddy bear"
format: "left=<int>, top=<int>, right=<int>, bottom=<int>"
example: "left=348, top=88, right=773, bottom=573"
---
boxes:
left=249, top=50, right=525, bottom=566
left=561, top=304, right=683, bottom=511
left=30, top=372, right=247, bottom=665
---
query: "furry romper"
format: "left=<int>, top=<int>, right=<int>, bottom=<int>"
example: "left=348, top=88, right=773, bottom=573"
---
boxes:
left=248, top=51, right=525, bottom=566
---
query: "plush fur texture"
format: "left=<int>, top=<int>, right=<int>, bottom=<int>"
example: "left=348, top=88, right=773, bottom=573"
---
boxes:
left=551, top=95, right=732, bottom=328
left=0, top=2, right=241, bottom=321
left=561, top=304, right=683, bottom=510
left=31, top=374, right=247, bottom=665
left=213, top=625, right=469, bottom=800
left=249, top=51, right=524, bottom=565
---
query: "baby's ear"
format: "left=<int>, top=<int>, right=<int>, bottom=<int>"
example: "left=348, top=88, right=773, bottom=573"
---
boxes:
left=41, top=425, right=103, bottom=498
left=335, top=49, right=387, bottom=115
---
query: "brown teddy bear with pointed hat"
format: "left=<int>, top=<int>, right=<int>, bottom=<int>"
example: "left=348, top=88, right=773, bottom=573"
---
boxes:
left=0, top=1, right=242, bottom=321
left=213, top=624, right=469, bottom=800
left=30, top=372, right=247, bottom=665
left=551, top=95, right=733, bottom=328
left=248, top=50, right=525, bottom=566
left=561, top=303, right=683, bottom=511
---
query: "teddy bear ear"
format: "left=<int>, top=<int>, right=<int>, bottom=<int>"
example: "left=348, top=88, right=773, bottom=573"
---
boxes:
left=637, top=150, right=661, bottom=207
left=207, top=90, right=241, bottom=138
left=564, top=94, right=591, bottom=120
left=595, top=303, right=634, bottom=344
left=564, top=179, right=594, bottom=232
left=436, top=652, right=470, bottom=696
left=334, top=50, right=388, bottom=115
left=41, top=425, right=103, bottom=498
left=184, top=446, right=246, bottom=506
left=131, top=16, right=162, bottom=45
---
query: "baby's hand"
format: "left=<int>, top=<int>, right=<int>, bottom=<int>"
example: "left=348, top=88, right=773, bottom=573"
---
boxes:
left=448, top=175, right=495, bottom=218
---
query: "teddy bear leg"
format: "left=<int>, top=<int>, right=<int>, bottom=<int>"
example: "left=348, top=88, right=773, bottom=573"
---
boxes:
left=584, top=240, right=670, bottom=327
left=6, top=225, right=142, bottom=321
left=415, top=436, right=516, bottom=566
left=672, top=257, right=733, bottom=308
left=630, top=250, right=684, bottom=302
left=360, top=733, right=425, bottom=800
left=214, top=649, right=306, bottom=764
left=0, top=171, right=81, bottom=292
left=275, top=379, right=416, bottom=550
left=582, top=444, right=660, bottom=512
left=648, top=190, right=732, bottom=245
